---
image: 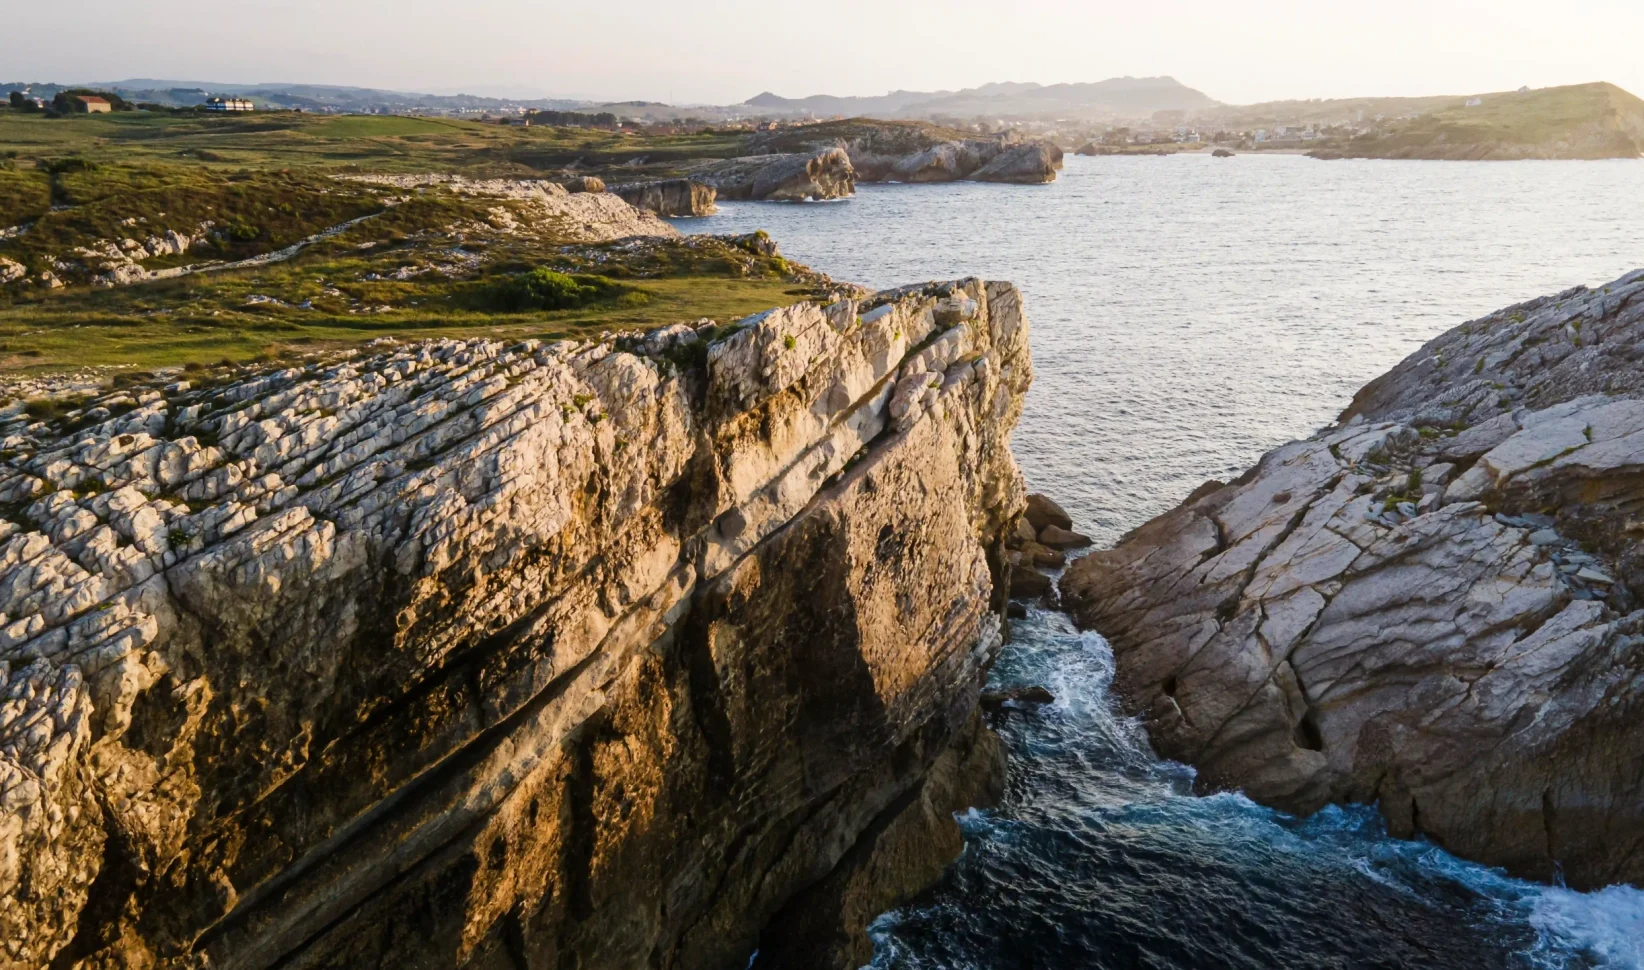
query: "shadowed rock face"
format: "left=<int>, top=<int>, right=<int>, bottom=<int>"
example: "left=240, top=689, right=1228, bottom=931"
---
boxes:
left=0, top=279, right=1031, bottom=968
left=1063, top=268, right=1644, bottom=891
left=609, top=178, right=718, bottom=217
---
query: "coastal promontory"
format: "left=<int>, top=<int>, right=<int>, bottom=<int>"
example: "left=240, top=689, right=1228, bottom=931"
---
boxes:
left=1063, top=269, right=1644, bottom=890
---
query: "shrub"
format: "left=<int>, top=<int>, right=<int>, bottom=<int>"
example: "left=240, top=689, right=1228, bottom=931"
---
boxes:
left=480, top=269, right=628, bottom=312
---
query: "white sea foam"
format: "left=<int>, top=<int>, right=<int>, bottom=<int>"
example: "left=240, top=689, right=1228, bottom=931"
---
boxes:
left=1527, top=885, right=1644, bottom=969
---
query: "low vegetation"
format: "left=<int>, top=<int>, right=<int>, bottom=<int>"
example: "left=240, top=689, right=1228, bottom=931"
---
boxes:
left=1317, top=82, right=1644, bottom=160
left=0, top=110, right=752, bottom=182
left=0, top=148, right=839, bottom=376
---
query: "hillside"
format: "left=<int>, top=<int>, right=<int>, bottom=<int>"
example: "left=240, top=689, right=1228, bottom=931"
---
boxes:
left=743, top=76, right=1216, bottom=122
left=1315, top=82, right=1644, bottom=160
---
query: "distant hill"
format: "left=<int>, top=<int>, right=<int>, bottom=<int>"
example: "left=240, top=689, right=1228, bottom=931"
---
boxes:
left=1315, top=82, right=1644, bottom=160
left=745, top=77, right=1217, bottom=122
left=1, top=79, right=599, bottom=114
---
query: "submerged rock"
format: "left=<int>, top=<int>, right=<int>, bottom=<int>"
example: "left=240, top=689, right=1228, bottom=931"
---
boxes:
left=1062, top=267, right=1644, bottom=890
left=980, top=685, right=1056, bottom=713
left=0, top=277, right=1035, bottom=967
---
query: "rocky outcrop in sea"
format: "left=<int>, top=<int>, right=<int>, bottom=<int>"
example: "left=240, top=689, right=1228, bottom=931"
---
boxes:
left=1062, top=269, right=1644, bottom=890
left=748, top=122, right=1063, bottom=186
left=0, top=267, right=1032, bottom=968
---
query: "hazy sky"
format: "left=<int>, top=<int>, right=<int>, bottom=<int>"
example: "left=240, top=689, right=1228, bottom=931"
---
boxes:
left=4, top=0, right=1641, bottom=106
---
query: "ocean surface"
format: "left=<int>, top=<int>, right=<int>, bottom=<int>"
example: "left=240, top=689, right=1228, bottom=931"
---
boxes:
left=672, top=154, right=1644, bottom=969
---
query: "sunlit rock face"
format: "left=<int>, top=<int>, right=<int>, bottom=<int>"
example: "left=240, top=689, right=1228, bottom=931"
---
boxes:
left=0, top=279, right=1032, bottom=969
left=1064, top=269, right=1644, bottom=891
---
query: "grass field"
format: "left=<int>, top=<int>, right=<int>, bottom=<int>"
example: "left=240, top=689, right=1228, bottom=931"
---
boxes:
left=0, top=110, right=747, bottom=178
left=0, top=112, right=839, bottom=381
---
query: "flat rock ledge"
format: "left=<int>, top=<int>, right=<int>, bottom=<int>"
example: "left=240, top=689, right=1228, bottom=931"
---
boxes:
left=1063, top=268, right=1644, bottom=891
left=0, top=279, right=1032, bottom=969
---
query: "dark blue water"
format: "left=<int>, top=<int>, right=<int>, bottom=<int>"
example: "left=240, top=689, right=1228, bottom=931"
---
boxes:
left=864, top=609, right=1640, bottom=970
left=673, top=155, right=1644, bottom=969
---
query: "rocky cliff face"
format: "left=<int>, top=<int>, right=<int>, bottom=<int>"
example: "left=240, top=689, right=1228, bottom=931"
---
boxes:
left=609, top=179, right=718, bottom=217
left=747, top=122, right=1063, bottom=186
left=690, top=148, right=857, bottom=202
left=1062, top=269, right=1644, bottom=890
left=0, top=279, right=1032, bottom=968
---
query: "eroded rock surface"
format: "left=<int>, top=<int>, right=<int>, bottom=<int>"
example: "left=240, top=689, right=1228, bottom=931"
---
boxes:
left=610, top=178, right=718, bottom=217
left=749, top=122, right=1062, bottom=185
left=691, top=148, right=857, bottom=202
left=1063, top=268, right=1644, bottom=890
left=0, top=279, right=1031, bottom=968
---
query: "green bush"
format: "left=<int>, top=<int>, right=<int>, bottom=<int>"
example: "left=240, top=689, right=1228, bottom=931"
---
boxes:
left=481, top=269, right=629, bottom=312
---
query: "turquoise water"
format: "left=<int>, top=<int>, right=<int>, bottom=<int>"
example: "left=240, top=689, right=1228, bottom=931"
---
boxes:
left=672, top=154, right=1644, bottom=968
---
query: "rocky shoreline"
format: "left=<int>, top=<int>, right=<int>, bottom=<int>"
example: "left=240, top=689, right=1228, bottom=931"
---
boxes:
left=609, top=120, right=1065, bottom=211
left=1060, top=269, right=1644, bottom=890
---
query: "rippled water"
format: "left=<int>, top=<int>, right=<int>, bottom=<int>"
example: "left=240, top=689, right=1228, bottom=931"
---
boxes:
left=672, top=155, right=1644, bottom=968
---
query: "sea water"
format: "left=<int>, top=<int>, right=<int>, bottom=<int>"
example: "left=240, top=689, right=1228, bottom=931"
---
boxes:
left=673, top=154, right=1644, bottom=968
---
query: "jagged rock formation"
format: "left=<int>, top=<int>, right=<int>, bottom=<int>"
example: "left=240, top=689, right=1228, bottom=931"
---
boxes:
left=747, top=120, right=1063, bottom=185
left=0, top=275, right=1031, bottom=969
left=690, top=148, right=856, bottom=202
left=609, top=179, right=718, bottom=217
left=1062, top=269, right=1644, bottom=890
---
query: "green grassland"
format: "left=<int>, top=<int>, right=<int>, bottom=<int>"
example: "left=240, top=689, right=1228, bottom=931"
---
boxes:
left=0, top=112, right=841, bottom=380
left=0, top=110, right=747, bottom=180
left=1323, top=82, right=1644, bottom=160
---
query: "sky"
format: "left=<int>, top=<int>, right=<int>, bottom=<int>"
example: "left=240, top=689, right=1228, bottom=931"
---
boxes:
left=3, top=0, right=1642, bottom=106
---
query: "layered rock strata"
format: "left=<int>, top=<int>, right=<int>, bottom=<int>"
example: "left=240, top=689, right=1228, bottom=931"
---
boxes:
left=609, top=179, right=718, bottom=217
left=1063, top=269, right=1644, bottom=889
left=0, top=277, right=1031, bottom=968
left=690, top=148, right=857, bottom=202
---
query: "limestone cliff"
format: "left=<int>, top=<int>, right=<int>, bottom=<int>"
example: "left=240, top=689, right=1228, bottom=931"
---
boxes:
left=1063, top=269, right=1644, bottom=890
left=609, top=179, right=718, bottom=217
left=0, top=279, right=1032, bottom=968
left=748, top=121, right=1063, bottom=186
left=689, top=148, right=857, bottom=203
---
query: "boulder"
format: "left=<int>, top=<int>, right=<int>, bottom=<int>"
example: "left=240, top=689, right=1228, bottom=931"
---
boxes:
left=1038, top=524, right=1092, bottom=549
left=1062, top=267, right=1644, bottom=890
left=0, top=256, right=25, bottom=284
left=1212, top=148, right=1235, bottom=158
left=1020, top=540, right=1067, bottom=569
left=1024, top=493, right=1073, bottom=532
left=1010, top=565, right=1054, bottom=600
left=557, top=175, right=606, bottom=193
